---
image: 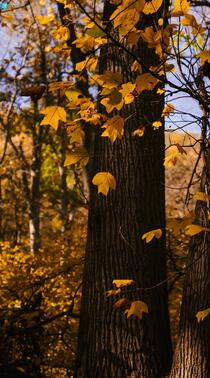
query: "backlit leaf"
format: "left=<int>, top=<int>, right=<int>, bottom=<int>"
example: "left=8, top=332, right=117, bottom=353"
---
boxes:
left=143, top=0, right=163, bottom=15
left=40, top=106, right=66, bottom=130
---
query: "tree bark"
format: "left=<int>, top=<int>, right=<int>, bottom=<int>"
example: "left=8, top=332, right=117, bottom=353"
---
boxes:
left=75, top=2, right=172, bottom=377
left=169, top=141, right=210, bottom=378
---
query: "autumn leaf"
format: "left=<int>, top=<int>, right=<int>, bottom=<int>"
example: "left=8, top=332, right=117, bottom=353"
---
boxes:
left=64, top=147, right=89, bottom=167
left=113, top=298, right=131, bottom=310
left=152, top=121, right=162, bottom=128
left=65, top=89, right=82, bottom=106
left=143, top=0, right=163, bottom=15
left=76, top=56, right=98, bottom=72
left=40, top=106, right=66, bottom=130
left=185, top=224, right=209, bottom=236
left=101, top=116, right=125, bottom=143
left=142, top=229, right=162, bottom=243
left=136, top=73, right=159, bottom=93
left=105, top=289, right=121, bottom=297
left=113, top=279, right=135, bottom=288
left=125, top=300, right=149, bottom=319
left=171, top=0, right=190, bottom=16
left=193, top=192, right=210, bottom=203
left=119, top=82, right=136, bottom=104
left=92, top=172, right=116, bottom=195
left=48, top=81, right=73, bottom=92
left=52, top=26, right=70, bottom=41
left=196, top=308, right=210, bottom=323
left=197, top=50, right=210, bottom=65
left=101, top=90, right=124, bottom=113
left=181, top=14, right=204, bottom=35
left=132, top=127, right=145, bottom=137
left=162, top=103, right=174, bottom=117
left=36, top=14, right=55, bottom=25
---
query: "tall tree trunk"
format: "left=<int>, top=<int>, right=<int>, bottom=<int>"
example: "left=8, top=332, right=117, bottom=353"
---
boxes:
left=169, top=143, right=210, bottom=378
left=75, top=2, right=172, bottom=377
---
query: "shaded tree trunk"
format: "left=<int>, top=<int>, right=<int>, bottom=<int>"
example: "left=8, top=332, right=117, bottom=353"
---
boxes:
left=75, top=2, right=172, bottom=378
left=169, top=141, right=210, bottom=378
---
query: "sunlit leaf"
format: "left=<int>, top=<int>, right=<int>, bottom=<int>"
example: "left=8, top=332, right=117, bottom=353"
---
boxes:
left=142, top=229, right=162, bottom=243
left=101, top=115, right=125, bottom=143
left=196, top=308, right=210, bottom=323
left=143, top=0, right=163, bottom=15
left=40, top=106, right=66, bottom=130
left=113, top=279, right=135, bottom=288
left=185, top=224, right=209, bottom=236
left=92, top=172, right=116, bottom=195
left=197, top=50, right=210, bottom=65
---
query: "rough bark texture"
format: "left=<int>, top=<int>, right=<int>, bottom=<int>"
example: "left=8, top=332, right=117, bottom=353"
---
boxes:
left=75, top=3, right=172, bottom=378
left=169, top=142, right=210, bottom=378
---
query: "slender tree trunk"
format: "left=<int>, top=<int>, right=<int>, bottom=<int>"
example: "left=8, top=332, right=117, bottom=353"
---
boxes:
left=169, top=142, right=210, bottom=378
left=75, top=3, right=172, bottom=377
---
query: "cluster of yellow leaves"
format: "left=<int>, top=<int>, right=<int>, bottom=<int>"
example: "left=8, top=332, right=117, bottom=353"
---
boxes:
left=106, top=279, right=149, bottom=320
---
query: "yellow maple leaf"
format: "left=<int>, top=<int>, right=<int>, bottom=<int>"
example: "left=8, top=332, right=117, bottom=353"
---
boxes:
left=101, top=115, right=125, bottom=143
left=197, top=50, right=210, bottom=65
left=92, top=172, right=116, bottom=195
left=76, top=56, right=98, bottom=72
left=95, top=71, right=123, bottom=89
left=162, top=103, right=175, bottom=117
left=36, top=14, right=55, bottom=25
left=185, top=224, right=210, bottom=236
left=101, top=90, right=124, bottom=113
left=65, top=89, right=81, bottom=107
left=171, top=0, right=190, bottom=16
left=40, top=106, right=66, bottom=130
left=142, top=228, right=162, bottom=243
left=64, top=147, right=89, bottom=168
left=119, top=82, right=136, bottom=104
left=110, top=0, right=145, bottom=35
left=113, top=279, right=135, bottom=288
left=125, top=300, right=149, bottom=319
left=136, top=73, right=159, bottom=93
left=196, top=308, right=210, bottom=323
left=193, top=192, right=210, bottom=202
left=143, top=0, right=163, bottom=15
left=52, top=26, right=70, bottom=41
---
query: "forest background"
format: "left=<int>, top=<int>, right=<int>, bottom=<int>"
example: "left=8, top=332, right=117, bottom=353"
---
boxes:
left=0, top=0, right=209, bottom=377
